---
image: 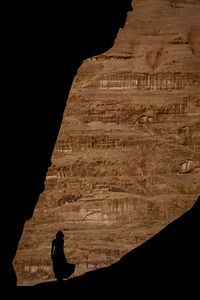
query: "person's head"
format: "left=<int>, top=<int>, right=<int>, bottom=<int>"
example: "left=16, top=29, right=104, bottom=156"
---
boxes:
left=56, top=231, right=64, bottom=240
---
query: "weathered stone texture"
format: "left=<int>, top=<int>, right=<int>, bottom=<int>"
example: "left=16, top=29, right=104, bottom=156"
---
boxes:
left=14, top=0, right=200, bottom=284
left=84, top=72, right=200, bottom=90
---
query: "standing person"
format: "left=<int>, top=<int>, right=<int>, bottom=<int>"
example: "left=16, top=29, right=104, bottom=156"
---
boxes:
left=4, top=1, right=133, bottom=286
left=51, top=231, right=75, bottom=281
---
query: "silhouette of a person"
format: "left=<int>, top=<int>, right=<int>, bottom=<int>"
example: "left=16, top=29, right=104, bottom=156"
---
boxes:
left=4, top=1, right=133, bottom=286
left=51, top=231, right=75, bottom=281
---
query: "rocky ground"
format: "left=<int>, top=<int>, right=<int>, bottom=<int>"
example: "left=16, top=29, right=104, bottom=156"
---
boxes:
left=14, top=0, right=200, bottom=285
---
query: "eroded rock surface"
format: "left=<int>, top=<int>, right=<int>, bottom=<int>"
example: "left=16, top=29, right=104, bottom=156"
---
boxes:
left=14, top=0, right=200, bottom=284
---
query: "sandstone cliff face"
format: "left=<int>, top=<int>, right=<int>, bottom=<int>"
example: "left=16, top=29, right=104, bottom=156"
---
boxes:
left=14, top=0, right=200, bottom=284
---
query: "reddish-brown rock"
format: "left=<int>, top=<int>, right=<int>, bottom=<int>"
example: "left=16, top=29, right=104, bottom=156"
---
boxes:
left=14, top=0, right=200, bottom=284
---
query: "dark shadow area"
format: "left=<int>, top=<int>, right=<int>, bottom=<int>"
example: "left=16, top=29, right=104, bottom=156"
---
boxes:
left=35, top=196, right=200, bottom=297
left=3, top=0, right=132, bottom=287
left=3, top=2, right=199, bottom=296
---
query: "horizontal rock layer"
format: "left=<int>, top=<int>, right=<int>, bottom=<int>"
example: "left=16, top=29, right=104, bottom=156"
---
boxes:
left=14, top=0, right=200, bottom=284
left=86, top=72, right=200, bottom=91
left=170, top=0, right=200, bottom=8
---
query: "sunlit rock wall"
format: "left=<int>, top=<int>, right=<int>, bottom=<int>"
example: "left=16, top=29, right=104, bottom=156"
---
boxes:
left=14, top=0, right=200, bottom=284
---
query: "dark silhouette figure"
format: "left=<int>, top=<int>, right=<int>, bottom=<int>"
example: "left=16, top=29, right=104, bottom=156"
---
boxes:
left=51, top=231, right=75, bottom=281
left=3, top=1, right=133, bottom=287
left=35, top=196, right=200, bottom=298
left=3, top=2, right=199, bottom=296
